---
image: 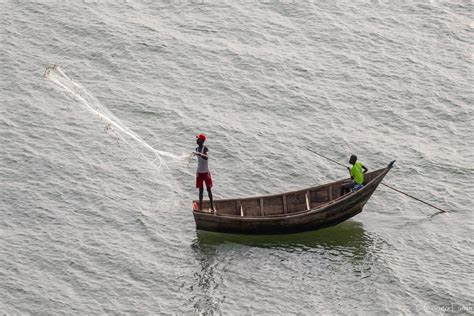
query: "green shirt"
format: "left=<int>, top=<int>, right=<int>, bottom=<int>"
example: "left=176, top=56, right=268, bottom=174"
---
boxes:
left=351, top=161, right=365, bottom=184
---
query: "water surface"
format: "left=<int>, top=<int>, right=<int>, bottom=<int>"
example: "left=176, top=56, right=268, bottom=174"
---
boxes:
left=1, top=1, right=473, bottom=314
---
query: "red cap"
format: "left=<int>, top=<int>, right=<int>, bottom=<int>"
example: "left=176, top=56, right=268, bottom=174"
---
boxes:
left=196, top=134, right=206, bottom=141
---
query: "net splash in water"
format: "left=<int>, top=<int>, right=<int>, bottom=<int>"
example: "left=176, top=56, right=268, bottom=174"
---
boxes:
left=44, top=64, right=187, bottom=171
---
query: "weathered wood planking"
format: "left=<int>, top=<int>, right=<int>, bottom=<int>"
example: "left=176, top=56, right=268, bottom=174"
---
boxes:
left=192, top=161, right=396, bottom=234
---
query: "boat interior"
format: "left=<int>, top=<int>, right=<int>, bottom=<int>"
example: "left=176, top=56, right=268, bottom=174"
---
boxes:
left=197, top=168, right=384, bottom=217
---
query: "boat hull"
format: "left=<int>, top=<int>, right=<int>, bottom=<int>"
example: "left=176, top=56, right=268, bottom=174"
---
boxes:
left=193, top=166, right=389, bottom=235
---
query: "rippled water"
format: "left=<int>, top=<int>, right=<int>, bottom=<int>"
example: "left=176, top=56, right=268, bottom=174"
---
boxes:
left=1, top=1, right=473, bottom=314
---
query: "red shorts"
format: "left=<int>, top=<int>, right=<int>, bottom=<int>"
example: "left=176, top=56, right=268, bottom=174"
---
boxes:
left=196, top=172, right=213, bottom=189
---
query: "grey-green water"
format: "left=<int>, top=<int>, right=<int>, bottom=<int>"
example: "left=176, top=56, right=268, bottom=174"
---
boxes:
left=1, top=1, right=473, bottom=314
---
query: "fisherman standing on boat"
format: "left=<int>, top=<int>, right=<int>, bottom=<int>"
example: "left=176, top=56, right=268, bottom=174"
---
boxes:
left=341, top=155, right=368, bottom=195
left=194, top=134, right=214, bottom=211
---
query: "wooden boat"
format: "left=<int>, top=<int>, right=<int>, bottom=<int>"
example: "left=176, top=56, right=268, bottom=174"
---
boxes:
left=193, top=161, right=395, bottom=235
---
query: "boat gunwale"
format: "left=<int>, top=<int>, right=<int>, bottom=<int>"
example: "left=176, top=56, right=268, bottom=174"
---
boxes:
left=193, top=165, right=390, bottom=221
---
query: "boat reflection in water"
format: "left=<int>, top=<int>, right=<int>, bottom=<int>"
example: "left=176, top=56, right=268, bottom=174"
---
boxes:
left=194, top=220, right=374, bottom=256
left=188, top=220, right=383, bottom=314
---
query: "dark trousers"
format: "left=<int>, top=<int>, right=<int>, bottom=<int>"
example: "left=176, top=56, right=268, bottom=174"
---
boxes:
left=340, top=180, right=355, bottom=196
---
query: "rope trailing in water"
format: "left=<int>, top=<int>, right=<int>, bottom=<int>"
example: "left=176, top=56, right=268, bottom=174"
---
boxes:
left=306, top=148, right=448, bottom=214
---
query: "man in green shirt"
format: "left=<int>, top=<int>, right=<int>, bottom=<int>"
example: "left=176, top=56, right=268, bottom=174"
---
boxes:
left=340, top=155, right=368, bottom=196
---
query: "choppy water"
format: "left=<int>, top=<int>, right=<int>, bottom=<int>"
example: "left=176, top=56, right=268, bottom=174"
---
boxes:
left=1, top=1, right=473, bottom=314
